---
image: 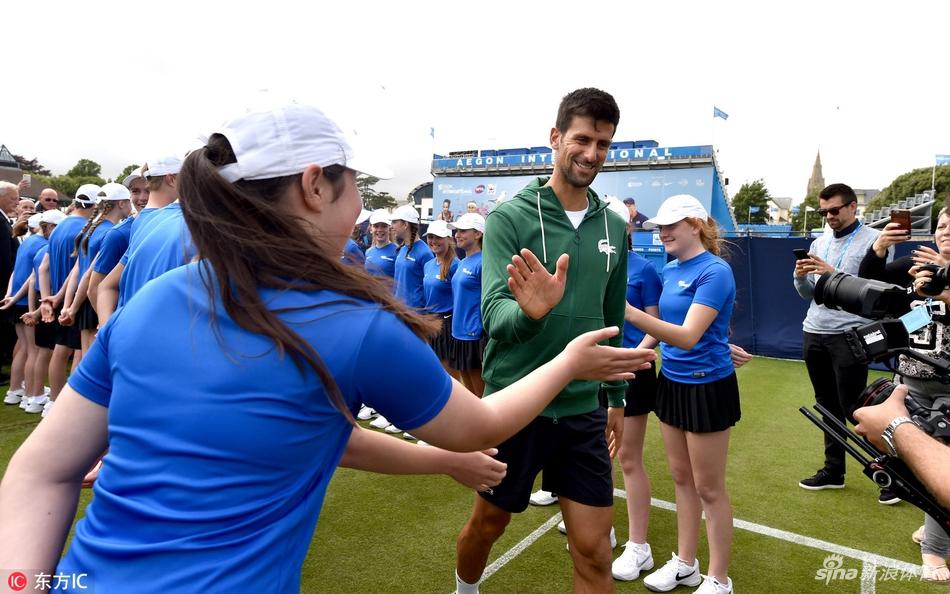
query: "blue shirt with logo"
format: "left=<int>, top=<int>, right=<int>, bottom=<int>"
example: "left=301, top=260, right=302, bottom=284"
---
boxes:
left=46, top=215, right=88, bottom=294
left=423, top=257, right=458, bottom=314
left=658, top=251, right=735, bottom=384
left=365, top=243, right=398, bottom=278
left=58, top=262, right=452, bottom=594
left=118, top=207, right=162, bottom=267
left=451, top=251, right=483, bottom=341
left=394, top=240, right=434, bottom=309
left=623, top=252, right=663, bottom=348
left=12, top=234, right=47, bottom=306
left=77, top=220, right=114, bottom=281
left=93, top=218, right=133, bottom=275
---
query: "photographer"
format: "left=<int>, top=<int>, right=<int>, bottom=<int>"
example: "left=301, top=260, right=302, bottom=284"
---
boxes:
left=858, top=207, right=950, bottom=582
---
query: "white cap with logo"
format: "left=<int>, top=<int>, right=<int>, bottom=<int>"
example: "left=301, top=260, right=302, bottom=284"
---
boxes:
left=27, top=213, right=42, bottom=230
left=604, top=196, right=630, bottom=223
left=97, top=182, right=131, bottom=203
left=144, top=154, right=184, bottom=177
left=40, top=209, right=67, bottom=225
left=390, top=204, right=420, bottom=225
left=122, top=167, right=145, bottom=188
left=642, top=194, right=709, bottom=230
left=449, top=212, right=486, bottom=233
left=424, top=219, right=452, bottom=238
left=208, top=103, right=393, bottom=183
left=74, top=184, right=101, bottom=207
left=356, top=209, right=371, bottom=225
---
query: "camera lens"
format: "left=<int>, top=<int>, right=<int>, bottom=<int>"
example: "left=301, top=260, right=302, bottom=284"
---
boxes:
left=918, top=264, right=949, bottom=296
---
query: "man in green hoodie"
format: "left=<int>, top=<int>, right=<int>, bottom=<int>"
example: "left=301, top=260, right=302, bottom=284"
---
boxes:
left=455, top=88, right=650, bottom=593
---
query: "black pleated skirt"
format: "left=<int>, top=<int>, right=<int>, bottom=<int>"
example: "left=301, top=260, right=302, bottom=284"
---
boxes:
left=452, top=335, right=486, bottom=371
left=429, top=312, right=456, bottom=362
left=76, top=300, right=99, bottom=331
left=655, top=371, right=740, bottom=433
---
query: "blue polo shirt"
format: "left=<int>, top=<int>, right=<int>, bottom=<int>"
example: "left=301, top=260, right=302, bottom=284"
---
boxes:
left=118, top=207, right=196, bottom=307
left=658, top=251, right=735, bottom=384
left=93, top=218, right=133, bottom=275
left=46, top=215, right=88, bottom=294
left=423, top=257, right=458, bottom=314
left=77, top=220, right=114, bottom=280
left=59, top=262, right=452, bottom=594
left=117, top=207, right=161, bottom=267
left=365, top=243, right=398, bottom=278
left=451, top=251, right=482, bottom=341
left=623, top=252, right=663, bottom=348
left=341, top=239, right=365, bottom=265
left=394, top=240, right=433, bottom=309
left=32, top=245, right=48, bottom=291
left=12, top=234, right=47, bottom=306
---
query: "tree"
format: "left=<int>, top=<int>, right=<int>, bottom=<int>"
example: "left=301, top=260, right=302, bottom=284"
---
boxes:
left=789, top=188, right=821, bottom=232
left=116, top=164, right=140, bottom=183
left=730, top=179, right=771, bottom=225
left=66, top=158, right=103, bottom=178
left=357, top=174, right=397, bottom=210
left=12, top=155, right=51, bottom=176
left=865, top=165, right=950, bottom=231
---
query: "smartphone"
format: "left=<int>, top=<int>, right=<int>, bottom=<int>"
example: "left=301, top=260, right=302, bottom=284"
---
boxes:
left=21, top=173, right=31, bottom=187
left=890, top=209, right=912, bottom=233
left=793, top=248, right=810, bottom=260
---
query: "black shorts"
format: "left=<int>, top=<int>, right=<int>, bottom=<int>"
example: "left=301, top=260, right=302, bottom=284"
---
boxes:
left=76, top=300, right=98, bottom=332
left=598, top=361, right=657, bottom=416
left=34, top=321, right=56, bottom=350
left=9, top=304, right=29, bottom=324
left=655, top=371, right=741, bottom=433
left=451, top=335, right=485, bottom=371
left=55, top=319, right=81, bottom=350
left=479, top=408, right=613, bottom=513
left=429, top=312, right=456, bottom=362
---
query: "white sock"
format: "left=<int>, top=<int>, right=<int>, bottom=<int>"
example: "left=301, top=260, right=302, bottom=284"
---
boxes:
left=8, top=388, right=24, bottom=397
left=455, top=571, right=479, bottom=594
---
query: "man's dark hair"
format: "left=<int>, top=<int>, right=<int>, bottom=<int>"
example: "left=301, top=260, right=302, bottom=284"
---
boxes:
left=555, top=88, right=620, bottom=133
left=819, top=183, right=857, bottom=204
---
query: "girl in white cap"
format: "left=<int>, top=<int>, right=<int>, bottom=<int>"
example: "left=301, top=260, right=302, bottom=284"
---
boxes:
left=449, top=212, right=486, bottom=396
left=625, top=194, right=739, bottom=594
left=364, top=209, right=398, bottom=278
left=0, top=103, right=653, bottom=594
left=423, top=219, right=460, bottom=379
left=390, top=203, right=434, bottom=309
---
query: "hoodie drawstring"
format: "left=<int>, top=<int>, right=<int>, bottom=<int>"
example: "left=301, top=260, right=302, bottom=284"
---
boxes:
left=536, top=191, right=548, bottom=264
left=603, top=210, right=610, bottom=272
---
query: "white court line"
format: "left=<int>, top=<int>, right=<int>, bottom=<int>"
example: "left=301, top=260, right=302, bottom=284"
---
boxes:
left=459, top=491, right=919, bottom=592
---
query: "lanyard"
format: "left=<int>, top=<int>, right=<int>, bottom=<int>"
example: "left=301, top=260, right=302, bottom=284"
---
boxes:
left=823, top=222, right=861, bottom=270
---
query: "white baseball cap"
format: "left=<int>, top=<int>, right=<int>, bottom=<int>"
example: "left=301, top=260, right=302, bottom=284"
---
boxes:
left=390, top=204, right=420, bottom=225
left=122, top=167, right=144, bottom=188
left=40, top=210, right=67, bottom=225
left=449, top=212, right=486, bottom=233
left=208, top=103, right=393, bottom=183
left=97, top=182, right=131, bottom=202
left=604, top=196, right=630, bottom=223
left=27, top=213, right=42, bottom=230
left=356, top=209, right=371, bottom=225
left=144, top=154, right=184, bottom=177
left=368, top=209, right=391, bottom=226
left=74, top=184, right=101, bottom=207
left=642, top=194, right=709, bottom=229
left=424, top=219, right=452, bottom=238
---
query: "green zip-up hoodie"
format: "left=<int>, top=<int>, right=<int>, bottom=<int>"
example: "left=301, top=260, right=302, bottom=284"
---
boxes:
left=481, top=177, right=629, bottom=419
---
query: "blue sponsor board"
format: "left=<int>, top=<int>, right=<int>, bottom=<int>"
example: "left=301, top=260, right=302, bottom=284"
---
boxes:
left=433, top=145, right=712, bottom=172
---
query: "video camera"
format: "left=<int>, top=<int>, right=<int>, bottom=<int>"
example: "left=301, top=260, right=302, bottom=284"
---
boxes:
left=799, top=271, right=950, bottom=535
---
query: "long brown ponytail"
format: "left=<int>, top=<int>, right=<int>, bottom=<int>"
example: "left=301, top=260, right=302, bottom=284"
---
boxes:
left=80, top=201, right=116, bottom=255
left=72, top=202, right=105, bottom=257
left=178, top=134, right=439, bottom=424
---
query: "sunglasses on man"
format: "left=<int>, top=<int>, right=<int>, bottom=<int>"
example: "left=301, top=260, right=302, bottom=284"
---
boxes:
left=817, top=201, right=855, bottom=217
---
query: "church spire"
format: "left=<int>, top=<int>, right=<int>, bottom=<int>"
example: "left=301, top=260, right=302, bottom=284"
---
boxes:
left=806, top=150, right=825, bottom=197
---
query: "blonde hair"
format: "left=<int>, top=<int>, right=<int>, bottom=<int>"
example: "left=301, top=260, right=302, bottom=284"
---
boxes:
left=685, top=217, right=724, bottom=257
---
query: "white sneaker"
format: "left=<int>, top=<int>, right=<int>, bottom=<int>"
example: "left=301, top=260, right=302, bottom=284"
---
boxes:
left=44, top=386, right=51, bottom=396
left=694, top=576, right=733, bottom=594
left=357, top=406, right=376, bottom=421
left=41, top=399, right=54, bottom=418
left=385, top=424, right=403, bottom=434
left=24, top=396, right=49, bottom=414
left=643, top=554, right=702, bottom=592
left=3, top=390, right=24, bottom=405
left=612, top=541, right=654, bottom=581
left=19, top=396, right=32, bottom=410
left=402, top=432, right=416, bottom=440
left=563, top=525, right=617, bottom=550
left=369, top=415, right=391, bottom=430
left=529, top=489, right=558, bottom=506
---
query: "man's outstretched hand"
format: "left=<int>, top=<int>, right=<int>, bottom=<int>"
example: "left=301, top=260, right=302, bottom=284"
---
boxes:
left=507, top=249, right=568, bottom=320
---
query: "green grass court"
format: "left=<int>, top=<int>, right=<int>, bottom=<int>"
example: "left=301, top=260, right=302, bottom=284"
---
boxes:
left=0, top=358, right=941, bottom=593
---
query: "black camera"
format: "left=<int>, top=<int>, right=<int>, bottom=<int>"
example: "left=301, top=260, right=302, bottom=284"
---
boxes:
left=918, top=263, right=950, bottom=296
left=800, top=271, right=950, bottom=535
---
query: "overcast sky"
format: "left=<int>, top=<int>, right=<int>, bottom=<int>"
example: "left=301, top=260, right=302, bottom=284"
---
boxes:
left=3, top=1, right=948, bottom=204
